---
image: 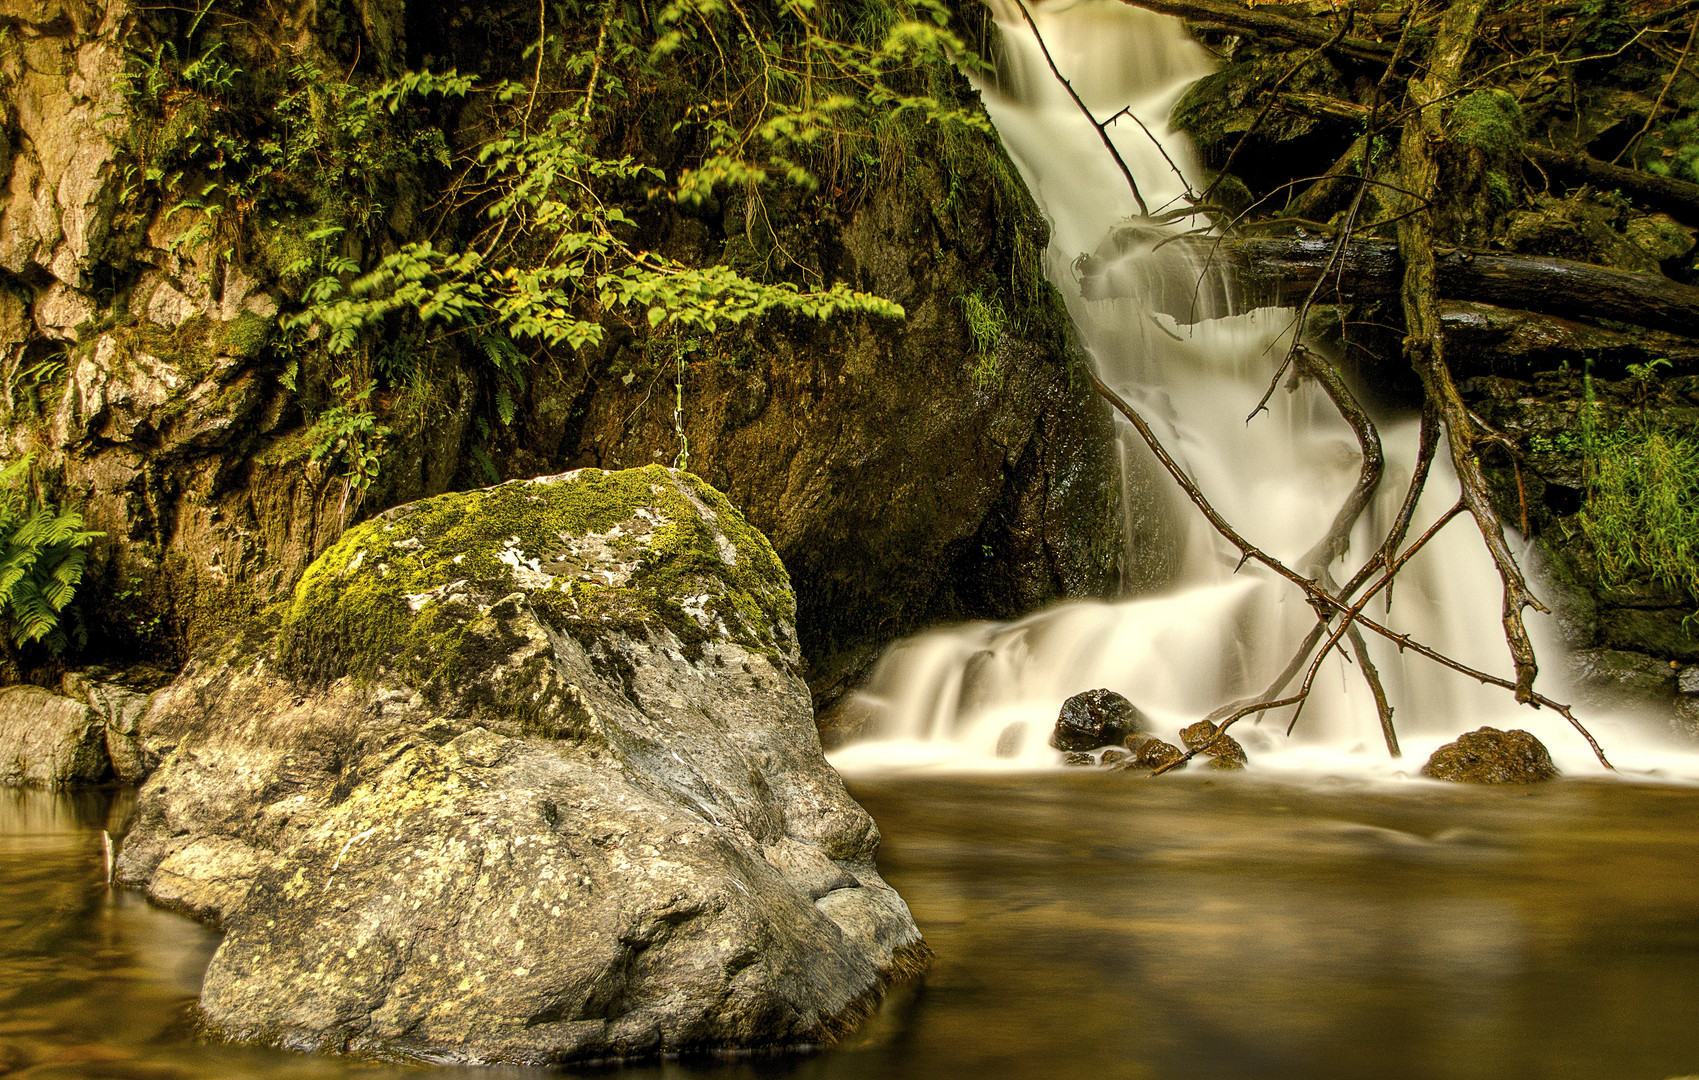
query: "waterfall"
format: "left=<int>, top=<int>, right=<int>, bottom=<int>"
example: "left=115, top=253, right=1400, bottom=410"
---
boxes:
left=830, top=0, right=1697, bottom=780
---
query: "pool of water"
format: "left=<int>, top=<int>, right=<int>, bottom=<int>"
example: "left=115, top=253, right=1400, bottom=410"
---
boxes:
left=3, top=775, right=1697, bottom=1079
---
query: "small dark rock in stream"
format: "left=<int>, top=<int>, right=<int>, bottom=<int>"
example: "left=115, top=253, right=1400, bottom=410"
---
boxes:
left=1051, top=689, right=1149, bottom=751
left=1180, top=720, right=1248, bottom=769
left=1119, top=735, right=1186, bottom=773
left=0, top=1040, right=33, bottom=1075
left=1100, top=747, right=1130, bottom=766
left=1421, top=727, right=1561, bottom=783
left=1062, top=751, right=1097, bottom=767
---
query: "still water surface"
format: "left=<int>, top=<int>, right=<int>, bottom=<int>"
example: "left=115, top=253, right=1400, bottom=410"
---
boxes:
left=4, top=776, right=1697, bottom=1080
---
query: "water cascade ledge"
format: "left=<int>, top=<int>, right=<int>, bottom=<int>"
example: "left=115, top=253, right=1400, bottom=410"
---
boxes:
left=107, top=466, right=924, bottom=1065
left=832, top=0, right=1699, bottom=782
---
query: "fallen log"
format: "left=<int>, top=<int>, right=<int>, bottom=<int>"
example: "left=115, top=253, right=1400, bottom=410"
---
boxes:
left=1078, top=233, right=1699, bottom=337
left=1524, top=145, right=1699, bottom=228
left=1112, top=0, right=1397, bottom=60
left=1439, top=301, right=1699, bottom=376
left=1275, top=92, right=1699, bottom=227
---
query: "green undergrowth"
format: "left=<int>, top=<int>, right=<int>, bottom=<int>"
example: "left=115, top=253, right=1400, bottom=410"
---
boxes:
left=1571, top=364, right=1699, bottom=607
left=1578, top=423, right=1699, bottom=605
left=276, top=466, right=795, bottom=725
left=0, top=455, right=101, bottom=656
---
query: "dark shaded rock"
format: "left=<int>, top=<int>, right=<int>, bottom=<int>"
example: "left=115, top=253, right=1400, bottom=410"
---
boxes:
left=1680, top=665, right=1699, bottom=696
left=1062, top=751, right=1096, bottom=767
left=115, top=468, right=924, bottom=1065
left=1421, top=727, right=1560, bottom=784
left=1180, top=720, right=1248, bottom=768
left=60, top=665, right=171, bottom=782
left=1099, top=747, right=1129, bottom=767
left=1673, top=697, right=1699, bottom=743
left=1601, top=608, right=1699, bottom=662
left=1051, top=688, right=1149, bottom=751
left=1570, top=647, right=1681, bottom=708
left=0, top=686, right=109, bottom=787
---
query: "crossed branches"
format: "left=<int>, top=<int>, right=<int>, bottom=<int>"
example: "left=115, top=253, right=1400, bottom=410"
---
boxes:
left=1007, top=0, right=1613, bottom=771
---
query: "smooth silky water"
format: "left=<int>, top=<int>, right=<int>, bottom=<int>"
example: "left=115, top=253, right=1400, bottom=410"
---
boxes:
left=6, top=781, right=1699, bottom=1079
left=5, top=4, right=1699, bottom=1078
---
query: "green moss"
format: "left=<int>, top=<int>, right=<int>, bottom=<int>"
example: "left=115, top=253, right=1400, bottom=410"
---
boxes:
left=275, top=466, right=796, bottom=725
left=220, top=311, right=274, bottom=358
left=1450, top=89, right=1524, bottom=154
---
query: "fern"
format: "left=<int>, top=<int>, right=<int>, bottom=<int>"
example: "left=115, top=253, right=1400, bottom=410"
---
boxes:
left=0, top=456, right=102, bottom=653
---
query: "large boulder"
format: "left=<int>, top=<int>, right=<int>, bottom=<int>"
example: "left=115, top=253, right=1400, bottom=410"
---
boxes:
left=115, top=466, right=925, bottom=1065
left=1421, top=727, right=1560, bottom=784
left=0, top=685, right=108, bottom=786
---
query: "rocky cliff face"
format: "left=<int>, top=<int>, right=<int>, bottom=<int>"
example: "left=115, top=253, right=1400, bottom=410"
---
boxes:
left=0, top=0, right=1122, bottom=699
left=115, top=466, right=927, bottom=1064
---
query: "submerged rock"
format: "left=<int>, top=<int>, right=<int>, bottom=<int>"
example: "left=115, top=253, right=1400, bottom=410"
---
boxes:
left=995, top=722, right=1027, bottom=759
left=1051, top=688, right=1149, bottom=751
left=1421, top=727, right=1560, bottom=784
left=1180, top=720, right=1248, bottom=770
left=115, top=467, right=925, bottom=1065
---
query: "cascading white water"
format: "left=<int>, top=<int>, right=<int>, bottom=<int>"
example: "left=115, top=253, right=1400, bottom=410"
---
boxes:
left=830, top=0, right=1699, bottom=781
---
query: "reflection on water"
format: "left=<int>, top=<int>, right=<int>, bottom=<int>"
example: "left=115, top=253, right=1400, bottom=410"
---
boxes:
left=3, top=778, right=1698, bottom=1080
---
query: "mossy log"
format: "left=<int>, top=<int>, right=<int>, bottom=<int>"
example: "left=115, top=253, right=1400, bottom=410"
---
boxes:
left=1523, top=145, right=1699, bottom=229
left=1080, top=236, right=1699, bottom=337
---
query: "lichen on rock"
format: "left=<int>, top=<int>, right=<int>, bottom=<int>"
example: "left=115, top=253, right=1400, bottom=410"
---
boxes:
left=115, top=466, right=926, bottom=1065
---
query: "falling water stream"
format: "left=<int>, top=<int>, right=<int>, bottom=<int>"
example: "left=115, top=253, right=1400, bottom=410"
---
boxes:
left=830, top=0, right=1699, bottom=782
left=4, top=6, right=1699, bottom=1080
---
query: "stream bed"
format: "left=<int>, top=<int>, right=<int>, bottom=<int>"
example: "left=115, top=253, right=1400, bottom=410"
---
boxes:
left=3, top=775, right=1697, bottom=1080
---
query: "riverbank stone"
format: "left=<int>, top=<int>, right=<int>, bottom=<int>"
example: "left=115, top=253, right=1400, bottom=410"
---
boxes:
left=114, top=466, right=926, bottom=1066
left=1051, top=688, right=1149, bottom=751
left=0, top=686, right=108, bottom=787
left=1180, top=720, right=1248, bottom=770
left=1118, top=734, right=1186, bottom=773
left=1421, top=727, right=1560, bottom=784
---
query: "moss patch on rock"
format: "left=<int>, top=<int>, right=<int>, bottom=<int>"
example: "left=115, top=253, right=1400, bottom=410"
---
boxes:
left=1421, top=727, right=1560, bottom=784
left=277, top=466, right=797, bottom=726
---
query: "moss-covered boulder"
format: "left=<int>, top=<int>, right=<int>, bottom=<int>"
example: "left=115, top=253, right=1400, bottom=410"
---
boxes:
left=1421, top=727, right=1560, bottom=784
left=116, top=467, right=925, bottom=1065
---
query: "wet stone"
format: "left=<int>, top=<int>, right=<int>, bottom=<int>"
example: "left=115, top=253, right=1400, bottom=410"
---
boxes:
left=1671, top=697, right=1699, bottom=744
left=1130, top=737, right=1185, bottom=773
left=1421, top=727, right=1560, bottom=784
left=1051, top=688, right=1150, bottom=751
left=1062, top=751, right=1096, bottom=767
left=1100, top=747, right=1130, bottom=767
left=1180, top=720, right=1248, bottom=768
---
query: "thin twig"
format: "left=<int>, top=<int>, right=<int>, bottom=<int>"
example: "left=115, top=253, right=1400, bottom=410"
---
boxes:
left=1011, top=0, right=1150, bottom=216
